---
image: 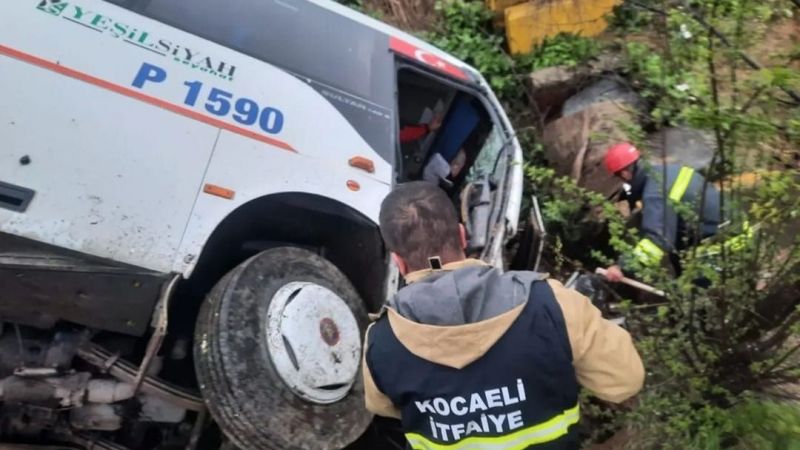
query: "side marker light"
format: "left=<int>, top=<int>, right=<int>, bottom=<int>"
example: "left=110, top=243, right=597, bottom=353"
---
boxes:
left=203, top=183, right=235, bottom=200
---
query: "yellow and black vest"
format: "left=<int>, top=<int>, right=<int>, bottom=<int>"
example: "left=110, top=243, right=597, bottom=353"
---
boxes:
left=366, top=281, right=580, bottom=450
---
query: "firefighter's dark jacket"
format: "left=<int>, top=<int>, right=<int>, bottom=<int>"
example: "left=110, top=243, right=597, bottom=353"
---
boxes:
left=362, top=259, right=645, bottom=432
left=625, top=162, right=721, bottom=267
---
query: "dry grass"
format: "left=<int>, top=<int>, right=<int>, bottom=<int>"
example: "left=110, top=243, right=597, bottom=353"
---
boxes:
left=363, top=0, right=440, bottom=32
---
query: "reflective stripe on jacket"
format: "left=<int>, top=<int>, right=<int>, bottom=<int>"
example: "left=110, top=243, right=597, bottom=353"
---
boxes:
left=628, top=163, right=721, bottom=267
left=366, top=280, right=580, bottom=449
left=362, top=260, right=645, bottom=435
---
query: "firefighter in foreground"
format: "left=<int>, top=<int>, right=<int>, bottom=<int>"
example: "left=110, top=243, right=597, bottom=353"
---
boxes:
left=601, top=142, right=722, bottom=282
left=363, top=182, right=644, bottom=449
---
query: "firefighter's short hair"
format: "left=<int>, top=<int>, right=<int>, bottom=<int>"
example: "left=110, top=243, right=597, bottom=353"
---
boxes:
left=379, top=181, right=462, bottom=271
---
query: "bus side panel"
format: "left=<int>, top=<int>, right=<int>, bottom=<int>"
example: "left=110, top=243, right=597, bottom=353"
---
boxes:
left=1, top=0, right=396, bottom=276
left=0, top=1, right=218, bottom=272
left=172, top=52, right=396, bottom=274
left=175, top=127, right=391, bottom=276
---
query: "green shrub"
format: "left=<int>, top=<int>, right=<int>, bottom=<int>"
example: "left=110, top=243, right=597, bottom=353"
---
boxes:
left=608, top=2, right=655, bottom=32
left=410, top=1, right=800, bottom=446
left=427, top=0, right=519, bottom=101
left=517, top=33, right=600, bottom=71
left=429, top=1, right=601, bottom=105
left=527, top=2, right=800, bottom=446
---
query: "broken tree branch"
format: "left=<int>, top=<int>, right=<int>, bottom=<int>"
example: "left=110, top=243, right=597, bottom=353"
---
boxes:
left=570, top=113, right=591, bottom=183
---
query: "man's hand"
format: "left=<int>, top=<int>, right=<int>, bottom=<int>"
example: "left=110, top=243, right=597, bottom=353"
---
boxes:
left=429, top=114, right=443, bottom=132
left=604, top=265, right=624, bottom=282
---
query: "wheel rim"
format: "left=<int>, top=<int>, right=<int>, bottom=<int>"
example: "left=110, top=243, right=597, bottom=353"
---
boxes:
left=266, top=281, right=362, bottom=404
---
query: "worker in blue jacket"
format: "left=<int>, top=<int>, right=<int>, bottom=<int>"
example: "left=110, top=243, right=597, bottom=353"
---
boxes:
left=601, top=142, right=722, bottom=281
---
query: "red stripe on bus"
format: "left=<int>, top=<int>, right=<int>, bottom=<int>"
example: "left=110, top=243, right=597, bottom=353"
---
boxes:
left=389, top=37, right=468, bottom=81
left=0, top=44, right=296, bottom=153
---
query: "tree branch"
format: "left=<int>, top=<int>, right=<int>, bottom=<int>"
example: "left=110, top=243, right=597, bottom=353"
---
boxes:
left=762, top=340, right=800, bottom=375
left=629, top=1, right=800, bottom=104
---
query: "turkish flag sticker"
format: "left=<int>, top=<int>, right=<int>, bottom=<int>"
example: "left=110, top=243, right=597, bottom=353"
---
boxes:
left=390, top=37, right=469, bottom=81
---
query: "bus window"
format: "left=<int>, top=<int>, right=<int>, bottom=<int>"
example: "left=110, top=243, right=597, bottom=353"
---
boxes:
left=467, top=125, right=508, bottom=185
left=395, top=67, right=512, bottom=255
left=396, top=69, right=454, bottom=181
left=396, top=69, right=493, bottom=186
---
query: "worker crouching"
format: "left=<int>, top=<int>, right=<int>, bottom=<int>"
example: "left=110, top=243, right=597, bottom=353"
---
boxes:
left=363, top=181, right=645, bottom=449
left=601, top=142, right=724, bottom=282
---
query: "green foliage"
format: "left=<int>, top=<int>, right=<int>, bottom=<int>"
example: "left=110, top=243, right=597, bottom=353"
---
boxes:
left=623, top=39, right=708, bottom=126
left=527, top=170, right=800, bottom=449
left=526, top=166, right=629, bottom=270
left=567, top=164, right=800, bottom=450
left=618, top=0, right=797, bottom=130
left=526, top=166, right=604, bottom=240
left=427, top=0, right=519, bottom=100
left=789, top=111, right=800, bottom=144
left=625, top=396, right=800, bottom=450
left=721, top=400, right=800, bottom=450
left=520, top=1, right=800, bottom=447
left=517, top=33, right=600, bottom=71
left=608, top=2, right=655, bottom=32
left=431, top=0, right=799, bottom=445
left=429, top=1, right=601, bottom=105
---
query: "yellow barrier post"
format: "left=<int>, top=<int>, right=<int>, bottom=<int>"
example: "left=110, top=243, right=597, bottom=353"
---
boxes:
left=505, top=0, right=621, bottom=54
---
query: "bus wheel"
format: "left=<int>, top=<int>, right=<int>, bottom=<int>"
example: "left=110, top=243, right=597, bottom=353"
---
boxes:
left=195, top=246, right=372, bottom=450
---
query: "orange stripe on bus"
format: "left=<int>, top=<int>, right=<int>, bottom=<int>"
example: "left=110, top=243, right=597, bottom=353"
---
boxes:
left=0, top=44, right=296, bottom=153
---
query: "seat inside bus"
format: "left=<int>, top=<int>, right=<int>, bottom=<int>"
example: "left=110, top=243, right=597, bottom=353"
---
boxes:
left=396, top=69, right=497, bottom=255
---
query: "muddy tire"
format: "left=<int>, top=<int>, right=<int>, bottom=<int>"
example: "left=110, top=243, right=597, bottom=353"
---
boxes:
left=195, top=247, right=372, bottom=450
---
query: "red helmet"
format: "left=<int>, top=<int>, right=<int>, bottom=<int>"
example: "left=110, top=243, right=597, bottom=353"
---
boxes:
left=604, top=142, right=641, bottom=174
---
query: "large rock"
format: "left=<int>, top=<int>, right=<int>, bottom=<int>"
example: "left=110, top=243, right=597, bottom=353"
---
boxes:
left=562, top=78, right=644, bottom=117
left=645, top=127, right=716, bottom=170
left=541, top=100, right=636, bottom=198
left=528, top=53, right=626, bottom=120
left=528, top=66, right=583, bottom=119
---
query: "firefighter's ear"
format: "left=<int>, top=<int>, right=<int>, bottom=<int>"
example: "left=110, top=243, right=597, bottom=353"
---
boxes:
left=459, top=224, right=467, bottom=250
left=620, top=168, right=635, bottom=181
left=391, top=252, right=409, bottom=276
